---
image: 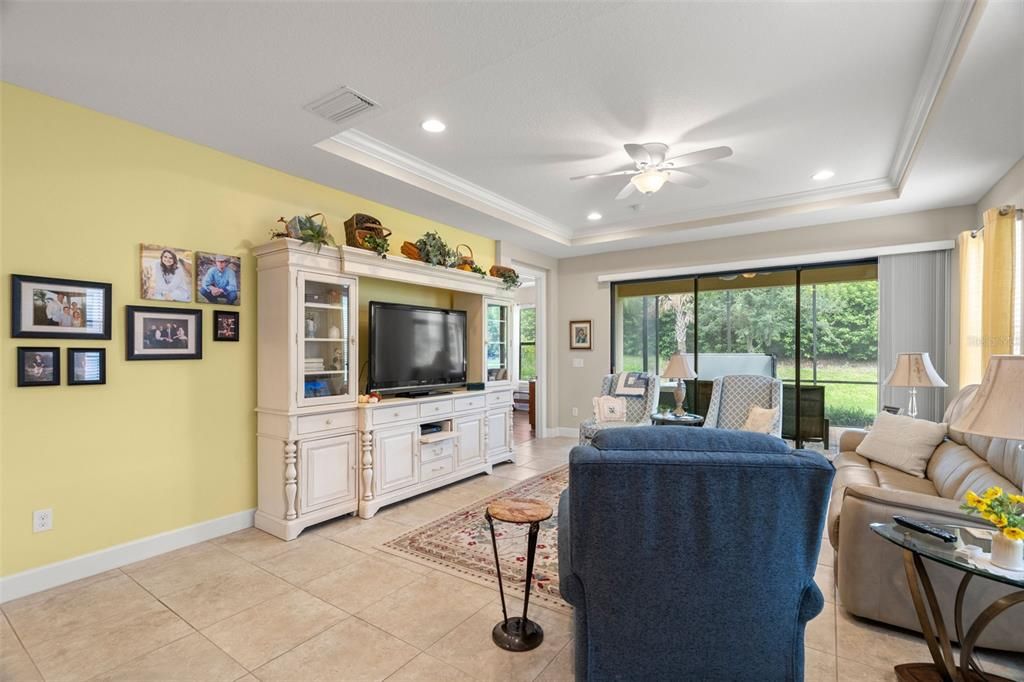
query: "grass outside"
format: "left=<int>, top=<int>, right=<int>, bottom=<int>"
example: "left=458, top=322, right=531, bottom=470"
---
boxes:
left=624, top=355, right=878, bottom=428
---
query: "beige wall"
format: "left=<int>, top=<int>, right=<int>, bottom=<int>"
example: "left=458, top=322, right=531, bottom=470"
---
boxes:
left=976, top=156, right=1024, bottom=221
left=555, top=205, right=976, bottom=429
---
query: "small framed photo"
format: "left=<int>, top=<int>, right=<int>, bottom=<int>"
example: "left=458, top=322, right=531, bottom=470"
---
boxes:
left=67, top=348, right=106, bottom=385
left=126, top=306, right=202, bottom=360
left=17, top=347, right=60, bottom=387
left=196, top=252, right=241, bottom=305
left=140, top=244, right=194, bottom=303
left=11, top=274, right=112, bottom=340
left=213, top=310, right=239, bottom=341
left=569, top=320, right=593, bottom=350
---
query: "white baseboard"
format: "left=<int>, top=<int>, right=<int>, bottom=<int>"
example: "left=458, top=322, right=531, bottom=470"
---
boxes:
left=553, top=427, right=579, bottom=439
left=0, top=508, right=255, bottom=603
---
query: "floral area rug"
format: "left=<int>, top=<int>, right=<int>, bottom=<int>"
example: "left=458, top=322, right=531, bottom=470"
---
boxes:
left=382, top=466, right=570, bottom=611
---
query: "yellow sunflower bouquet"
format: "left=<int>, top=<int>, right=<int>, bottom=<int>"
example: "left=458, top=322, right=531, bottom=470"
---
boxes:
left=961, top=486, right=1024, bottom=541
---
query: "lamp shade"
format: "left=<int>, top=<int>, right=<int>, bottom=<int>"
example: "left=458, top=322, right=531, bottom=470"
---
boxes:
left=950, top=355, right=1024, bottom=440
left=662, top=353, right=696, bottom=380
left=884, top=352, right=947, bottom=388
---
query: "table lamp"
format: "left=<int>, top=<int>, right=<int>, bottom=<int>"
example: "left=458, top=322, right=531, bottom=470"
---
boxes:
left=662, top=353, right=697, bottom=416
left=950, top=355, right=1024, bottom=440
left=884, top=352, right=947, bottom=418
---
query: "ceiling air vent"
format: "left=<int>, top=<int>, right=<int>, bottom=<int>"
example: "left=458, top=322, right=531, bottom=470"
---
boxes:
left=304, top=86, right=378, bottom=125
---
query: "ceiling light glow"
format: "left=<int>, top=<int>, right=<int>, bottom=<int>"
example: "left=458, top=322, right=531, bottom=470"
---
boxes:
left=587, top=212, right=602, bottom=221
left=421, top=119, right=446, bottom=133
left=812, top=169, right=835, bottom=181
left=630, top=169, right=669, bottom=195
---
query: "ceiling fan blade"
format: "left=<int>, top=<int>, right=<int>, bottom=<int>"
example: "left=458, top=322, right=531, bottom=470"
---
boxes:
left=665, top=169, right=709, bottom=188
left=662, top=145, right=733, bottom=169
left=615, top=180, right=637, bottom=200
left=569, top=168, right=638, bottom=181
left=623, top=143, right=651, bottom=166
left=642, top=143, right=669, bottom=166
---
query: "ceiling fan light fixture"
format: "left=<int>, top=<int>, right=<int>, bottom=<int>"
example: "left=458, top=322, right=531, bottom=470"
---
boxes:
left=630, top=169, right=669, bottom=195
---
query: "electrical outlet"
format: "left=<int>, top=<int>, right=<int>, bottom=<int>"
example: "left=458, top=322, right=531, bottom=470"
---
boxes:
left=572, top=358, right=584, bottom=368
left=33, top=508, right=53, bottom=533
left=571, top=407, right=579, bottom=417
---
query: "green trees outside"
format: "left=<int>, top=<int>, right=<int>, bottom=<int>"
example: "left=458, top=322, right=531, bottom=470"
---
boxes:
left=518, top=307, right=536, bottom=380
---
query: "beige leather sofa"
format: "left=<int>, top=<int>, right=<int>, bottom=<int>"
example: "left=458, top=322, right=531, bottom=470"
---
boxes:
left=829, top=385, right=1024, bottom=652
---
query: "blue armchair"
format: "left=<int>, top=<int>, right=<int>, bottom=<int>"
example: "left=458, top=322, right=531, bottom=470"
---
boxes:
left=558, top=427, right=834, bottom=681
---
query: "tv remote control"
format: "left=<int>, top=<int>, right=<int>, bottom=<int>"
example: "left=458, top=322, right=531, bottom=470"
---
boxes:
left=893, top=516, right=957, bottom=543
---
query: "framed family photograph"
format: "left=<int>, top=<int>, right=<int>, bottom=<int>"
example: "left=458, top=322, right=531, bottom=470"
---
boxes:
left=17, top=347, right=60, bottom=387
left=126, top=306, right=202, bottom=360
left=569, top=320, right=593, bottom=350
left=140, top=244, right=194, bottom=303
left=67, top=348, right=107, bottom=386
left=196, top=252, right=241, bottom=305
left=213, top=310, right=239, bottom=341
left=11, top=274, right=112, bottom=340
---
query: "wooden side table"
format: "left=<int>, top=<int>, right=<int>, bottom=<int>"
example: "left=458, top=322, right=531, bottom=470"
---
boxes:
left=484, top=497, right=553, bottom=651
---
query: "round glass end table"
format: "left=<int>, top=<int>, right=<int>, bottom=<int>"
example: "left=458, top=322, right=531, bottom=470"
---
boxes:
left=651, top=412, right=704, bottom=426
left=870, top=522, right=1024, bottom=682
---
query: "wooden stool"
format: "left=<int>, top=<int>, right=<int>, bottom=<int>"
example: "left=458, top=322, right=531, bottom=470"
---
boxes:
left=484, top=497, right=553, bottom=651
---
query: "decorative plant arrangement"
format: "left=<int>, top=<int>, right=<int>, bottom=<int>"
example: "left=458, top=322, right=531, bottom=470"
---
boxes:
left=272, top=213, right=336, bottom=253
left=411, top=231, right=455, bottom=267
left=490, top=265, right=522, bottom=290
left=961, top=486, right=1024, bottom=570
left=343, top=213, right=391, bottom=259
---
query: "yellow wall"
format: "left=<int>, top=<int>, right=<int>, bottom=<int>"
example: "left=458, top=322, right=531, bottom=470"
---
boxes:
left=0, top=83, right=495, bottom=576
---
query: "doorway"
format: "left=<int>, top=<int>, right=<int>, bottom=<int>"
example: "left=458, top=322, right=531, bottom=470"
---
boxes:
left=511, top=274, right=537, bottom=444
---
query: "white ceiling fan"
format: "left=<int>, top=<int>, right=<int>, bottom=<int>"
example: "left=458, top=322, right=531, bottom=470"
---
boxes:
left=571, top=143, right=733, bottom=200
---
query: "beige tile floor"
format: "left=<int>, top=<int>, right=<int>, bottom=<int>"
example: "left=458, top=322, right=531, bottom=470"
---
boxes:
left=2, top=436, right=1022, bottom=681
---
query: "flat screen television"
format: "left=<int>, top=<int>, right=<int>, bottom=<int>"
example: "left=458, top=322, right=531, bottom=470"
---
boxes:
left=368, top=301, right=467, bottom=395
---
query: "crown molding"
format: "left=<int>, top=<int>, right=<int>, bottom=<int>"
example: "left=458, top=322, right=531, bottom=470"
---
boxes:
left=888, top=0, right=984, bottom=192
left=317, top=131, right=572, bottom=245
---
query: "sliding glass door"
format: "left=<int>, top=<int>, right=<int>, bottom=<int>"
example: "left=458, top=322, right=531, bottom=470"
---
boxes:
left=611, top=260, right=879, bottom=449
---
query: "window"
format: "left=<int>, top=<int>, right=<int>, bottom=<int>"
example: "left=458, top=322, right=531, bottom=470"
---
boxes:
left=612, top=261, right=879, bottom=447
left=518, top=305, right=536, bottom=381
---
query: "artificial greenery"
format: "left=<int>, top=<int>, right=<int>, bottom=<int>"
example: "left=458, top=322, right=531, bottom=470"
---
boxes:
left=414, top=231, right=455, bottom=267
left=499, top=270, right=521, bottom=290
left=362, top=232, right=390, bottom=259
left=272, top=214, right=336, bottom=253
left=469, top=263, right=487, bottom=278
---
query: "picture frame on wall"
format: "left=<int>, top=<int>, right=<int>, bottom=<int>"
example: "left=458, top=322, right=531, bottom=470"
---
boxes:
left=11, top=274, right=112, bottom=340
left=125, top=306, right=203, bottom=360
left=569, top=320, right=593, bottom=350
left=213, top=310, right=239, bottom=342
left=196, top=252, right=241, bottom=305
left=67, top=348, right=107, bottom=385
left=140, top=244, right=194, bottom=303
left=17, top=347, right=60, bottom=387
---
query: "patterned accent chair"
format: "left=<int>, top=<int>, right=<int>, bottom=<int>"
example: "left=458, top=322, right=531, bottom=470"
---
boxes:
left=703, top=374, right=784, bottom=437
left=578, top=372, right=660, bottom=445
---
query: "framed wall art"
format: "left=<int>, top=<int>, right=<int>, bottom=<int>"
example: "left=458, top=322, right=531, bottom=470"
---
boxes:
left=213, top=310, right=239, bottom=341
left=126, top=306, right=202, bottom=360
left=11, top=274, right=112, bottom=340
left=140, top=244, right=194, bottom=303
left=67, top=348, right=107, bottom=385
left=17, top=347, right=60, bottom=387
left=196, top=252, right=241, bottom=305
left=569, top=320, right=593, bottom=350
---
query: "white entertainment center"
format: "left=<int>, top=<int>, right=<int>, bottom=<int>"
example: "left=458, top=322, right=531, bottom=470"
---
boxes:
left=252, top=239, right=516, bottom=540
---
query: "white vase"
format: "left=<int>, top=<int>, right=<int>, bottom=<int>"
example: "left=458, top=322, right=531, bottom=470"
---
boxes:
left=328, top=325, right=341, bottom=339
left=991, top=532, right=1024, bottom=571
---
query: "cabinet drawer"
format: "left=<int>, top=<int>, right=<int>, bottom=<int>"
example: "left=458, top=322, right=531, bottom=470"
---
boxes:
left=375, top=404, right=419, bottom=425
left=419, top=399, right=453, bottom=418
left=488, top=390, right=512, bottom=406
left=297, top=410, right=356, bottom=435
left=421, top=439, right=454, bottom=463
left=420, top=457, right=454, bottom=482
left=453, top=395, right=487, bottom=412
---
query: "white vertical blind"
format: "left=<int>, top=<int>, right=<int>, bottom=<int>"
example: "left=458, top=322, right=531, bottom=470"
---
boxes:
left=878, top=250, right=952, bottom=422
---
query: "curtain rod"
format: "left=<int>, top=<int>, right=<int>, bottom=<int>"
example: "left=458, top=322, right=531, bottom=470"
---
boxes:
left=970, top=205, right=1023, bottom=238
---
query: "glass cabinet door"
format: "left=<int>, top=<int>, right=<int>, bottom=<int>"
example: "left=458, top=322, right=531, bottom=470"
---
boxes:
left=486, top=301, right=510, bottom=383
left=298, top=273, right=355, bottom=406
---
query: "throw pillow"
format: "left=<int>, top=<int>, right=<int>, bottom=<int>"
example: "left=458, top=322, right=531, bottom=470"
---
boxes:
left=593, top=395, right=628, bottom=423
left=742, top=405, right=778, bottom=434
left=855, top=411, right=947, bottom=478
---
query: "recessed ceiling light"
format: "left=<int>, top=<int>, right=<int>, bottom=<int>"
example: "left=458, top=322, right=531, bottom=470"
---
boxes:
left=587, top=212, right=602, bottom=221
left=812, top=169, right=835, bottom=181
left=421, top=119, right=446, bottom=133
